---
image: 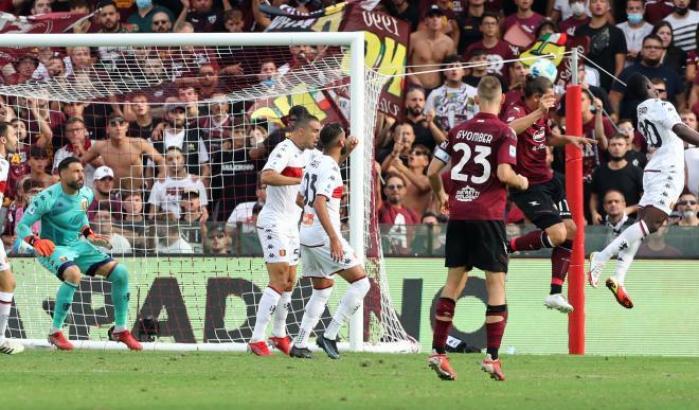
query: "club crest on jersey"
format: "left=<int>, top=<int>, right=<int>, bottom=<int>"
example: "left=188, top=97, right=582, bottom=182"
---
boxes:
left=80, top=198, right=89, bottom=211
left=532, top=128, right=546, bottom=143
left=455, top=186, right=480, bottom=202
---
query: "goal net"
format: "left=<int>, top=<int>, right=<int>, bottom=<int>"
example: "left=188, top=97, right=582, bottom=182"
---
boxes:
left=0, top=32, right=417, bottom=352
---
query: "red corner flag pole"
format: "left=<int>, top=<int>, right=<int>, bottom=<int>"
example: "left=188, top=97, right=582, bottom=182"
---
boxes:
left=564, top=48, right=585, bottom=355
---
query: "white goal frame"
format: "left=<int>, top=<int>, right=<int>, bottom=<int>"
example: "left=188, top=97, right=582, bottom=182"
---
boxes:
left=0, top=32, right=381, bottom=352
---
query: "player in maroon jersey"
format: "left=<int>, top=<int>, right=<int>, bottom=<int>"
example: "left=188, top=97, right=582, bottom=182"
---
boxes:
left=505, top=75, right=595, bottom=313
left=426, top=76, right=529, bottom=382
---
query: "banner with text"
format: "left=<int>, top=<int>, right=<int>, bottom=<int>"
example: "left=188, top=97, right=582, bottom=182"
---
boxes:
left=6, top=258, right=699, bottom=356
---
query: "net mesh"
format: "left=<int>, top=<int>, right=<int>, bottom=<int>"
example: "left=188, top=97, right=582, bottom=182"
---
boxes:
left=0, top=39, right=417, bottom=351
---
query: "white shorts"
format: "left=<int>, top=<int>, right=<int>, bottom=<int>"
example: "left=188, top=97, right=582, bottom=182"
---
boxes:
left=300, top=237, right=360, bottom=278
left=0, top=245, right=9, bottom=271
left=639, top=168, right=685, bottom=216
left=256, top=219, right=300, bottom=266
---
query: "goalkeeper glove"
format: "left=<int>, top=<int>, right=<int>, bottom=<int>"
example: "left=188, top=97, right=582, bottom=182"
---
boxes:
left=25, top=235, right=55, bottom=257
left=82, top=226, right=96, bottom=239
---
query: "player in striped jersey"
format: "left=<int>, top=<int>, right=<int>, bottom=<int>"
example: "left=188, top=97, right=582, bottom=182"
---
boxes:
left=0, top=122, right=23, bottom=354
left=289, top=123, right=368, bottom=359
left=248, top=114, right=322, bottom=356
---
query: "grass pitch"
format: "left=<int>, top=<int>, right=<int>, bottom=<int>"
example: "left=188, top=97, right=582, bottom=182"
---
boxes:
left=3, top=351, right=698, bottom=410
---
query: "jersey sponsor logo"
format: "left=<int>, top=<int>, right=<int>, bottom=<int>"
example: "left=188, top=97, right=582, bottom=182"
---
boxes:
left=332, top=186, right=344, bottom=198
left=279, top=249, right=286, bottom=257
left=455, top=185, right=480, bottom=202
left=528, top=200, right=540, bottom=206
left=281, top=166, right=303, bottom=178
left=509, top=145, right=516, bottom=157
left=81, top=198, right=89, bottom=211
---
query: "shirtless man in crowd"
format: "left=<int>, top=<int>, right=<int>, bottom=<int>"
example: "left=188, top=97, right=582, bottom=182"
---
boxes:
left=408, top=5, right=455, bottom=91
left=82, top=113, right=165, bottom=191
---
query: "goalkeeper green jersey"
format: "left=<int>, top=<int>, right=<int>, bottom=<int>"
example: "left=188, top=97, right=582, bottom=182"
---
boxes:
left=17, top=183, right=93, bottom=247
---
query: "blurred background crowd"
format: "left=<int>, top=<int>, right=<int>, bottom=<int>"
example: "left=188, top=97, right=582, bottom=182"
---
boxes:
left=0, top=0, right=697, bottom=258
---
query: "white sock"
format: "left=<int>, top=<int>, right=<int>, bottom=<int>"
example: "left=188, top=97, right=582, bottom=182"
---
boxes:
left=598, top=221, right=649, bottom=263
left=272, top=291, right=292, bottom=338
left=113, top=326, right=127, bottom=333
left=613, top=237, right=642, bottom=285
left=294, top=287, right=333, bottom=348
left=324, top=277, right=370, bottom=341
left=0, top=292, right=12, bottom=342
left=251, top=287, right=281, bottom=342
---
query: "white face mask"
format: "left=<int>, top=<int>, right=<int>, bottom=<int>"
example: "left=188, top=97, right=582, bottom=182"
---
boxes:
left=571, top=2, right=586, bottom=17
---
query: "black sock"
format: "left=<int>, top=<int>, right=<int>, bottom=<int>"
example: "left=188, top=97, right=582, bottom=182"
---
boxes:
left=487, top=347, right=498, bottom=360
left=550, top=284, right=562, bottom=294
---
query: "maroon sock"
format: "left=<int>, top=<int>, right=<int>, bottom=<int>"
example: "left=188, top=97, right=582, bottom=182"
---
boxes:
left=512, top=230, right=554, bottom=251
left=432, top=297, right=455, bottom=354
left=485, top=305, right=508, bottom=359
left=550, top=240, right=573, bottom=294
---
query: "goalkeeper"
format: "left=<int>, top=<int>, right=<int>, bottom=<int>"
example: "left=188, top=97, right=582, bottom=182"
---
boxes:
left=17, top=157, right=142, bottom=351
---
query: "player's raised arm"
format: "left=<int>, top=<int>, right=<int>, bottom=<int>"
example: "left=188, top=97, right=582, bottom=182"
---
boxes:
left=672, top=122, right=699, bottom=146
left=506, top=81, right=555, bottom=135
left=338, top=135, right=358, bottom=164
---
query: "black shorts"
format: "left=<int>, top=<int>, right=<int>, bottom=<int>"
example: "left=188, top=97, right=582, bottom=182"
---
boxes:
left=445, top=220, right=508, bottom=273
left=510, top=176, right=571, bottom=230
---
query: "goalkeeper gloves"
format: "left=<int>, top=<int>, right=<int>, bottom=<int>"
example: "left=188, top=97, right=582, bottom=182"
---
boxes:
left=82, top=226, right=96, bottom=239
left=25, top=235, right=55, bottom=257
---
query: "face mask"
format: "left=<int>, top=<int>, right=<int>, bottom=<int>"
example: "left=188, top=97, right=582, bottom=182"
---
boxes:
left=136, top=0, right=152, bottom=8
left=570, top=2, right=586, bottom=17
left=675, top=6, right=689, bottom=16
left=627, top=13, right=643, bottom=24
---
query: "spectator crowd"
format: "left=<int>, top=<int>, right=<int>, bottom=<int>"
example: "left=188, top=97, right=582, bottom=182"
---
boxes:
left=0, top=0, right=697, bottom=257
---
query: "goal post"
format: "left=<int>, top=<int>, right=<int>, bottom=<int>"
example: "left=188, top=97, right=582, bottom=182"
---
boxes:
left=0, top=32, right=417, bottom=353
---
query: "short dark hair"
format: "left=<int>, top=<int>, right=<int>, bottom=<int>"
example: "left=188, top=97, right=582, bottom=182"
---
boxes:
left=22, top=177, right=44, bottom=193
left=442, top=54, right=462, bottom=68
left=65, top=116, right=85, bottom=128
left=0, top=121, right=10, bottom=139
left=57, top=156, right=81, bottom=172
left=642, top=34, right=663, bottom=46
left=406, top=84, right=426, bottom=98
left=608, top=133, right=628, bottom=142
left=288, top=105, right=310, bottom=119
left=319, top=122, right=344, bottom=149
left=624, top=73, right=652, bottom=101
left=524, top=75, right=553, bottom=98
left=295, top=114, right=320, bottom=130
left=481, top=11, right=500, bottom=23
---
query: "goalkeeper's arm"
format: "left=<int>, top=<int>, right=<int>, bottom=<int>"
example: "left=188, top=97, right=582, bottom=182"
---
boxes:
left=17, top=197, right=54, bottom=257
